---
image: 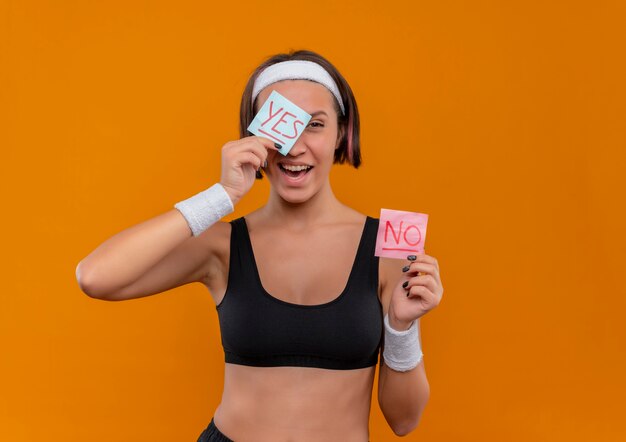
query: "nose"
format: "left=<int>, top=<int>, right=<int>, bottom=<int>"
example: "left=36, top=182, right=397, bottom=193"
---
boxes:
left=287, top=137, right=307, bottom=157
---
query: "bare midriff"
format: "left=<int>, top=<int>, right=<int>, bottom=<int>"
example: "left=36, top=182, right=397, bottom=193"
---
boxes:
left=213, top=363, right=376, bottom=441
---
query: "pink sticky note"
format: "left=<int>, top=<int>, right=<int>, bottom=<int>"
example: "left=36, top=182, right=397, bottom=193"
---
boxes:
left=375, top=208, right=429, bottom=259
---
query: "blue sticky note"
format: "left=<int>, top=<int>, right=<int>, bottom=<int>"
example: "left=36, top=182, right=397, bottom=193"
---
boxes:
left=247, top=90, right=312, bottom=156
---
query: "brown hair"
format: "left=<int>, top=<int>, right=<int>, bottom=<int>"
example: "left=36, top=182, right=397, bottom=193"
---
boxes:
left=239, top=49, right=361, bottom=179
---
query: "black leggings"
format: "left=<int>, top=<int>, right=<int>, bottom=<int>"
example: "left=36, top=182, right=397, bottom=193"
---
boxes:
left=196, top=417, right=234, bottom=442
left=197, top=417, right=371, bottom=441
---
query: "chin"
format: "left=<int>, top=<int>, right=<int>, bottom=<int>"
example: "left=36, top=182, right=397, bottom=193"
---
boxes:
left=275, top=188, right=317, bottom=205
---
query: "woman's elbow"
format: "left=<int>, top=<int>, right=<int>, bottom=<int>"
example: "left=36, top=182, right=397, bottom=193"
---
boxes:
left=76, top=261, right=95, bottom=295
left=75, top=261, right=113, bottom=300
left=393, top=387, right=430, bottom=435
left=392, top=416, right=421, bottom=437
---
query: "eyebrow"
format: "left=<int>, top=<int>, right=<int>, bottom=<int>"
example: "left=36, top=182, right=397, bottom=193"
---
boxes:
left=310, top=111, right=328, bottom=117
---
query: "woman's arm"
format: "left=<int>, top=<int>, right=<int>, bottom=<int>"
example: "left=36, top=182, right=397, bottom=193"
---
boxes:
left=377, top=315, right=430, bottom=435
left=76, top=136, right=278, bottom=301
left=377, top=255, right=442, bottom=436
left=378, top=361, right=430, bottom=437
left=75, top=208, right=225, bottom=301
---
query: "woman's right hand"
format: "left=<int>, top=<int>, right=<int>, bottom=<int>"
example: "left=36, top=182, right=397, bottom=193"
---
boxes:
left=219, top=136, right=278, bottom=205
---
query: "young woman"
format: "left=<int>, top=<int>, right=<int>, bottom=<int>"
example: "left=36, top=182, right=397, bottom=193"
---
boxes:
left=76, top=50, right=444, bottom=441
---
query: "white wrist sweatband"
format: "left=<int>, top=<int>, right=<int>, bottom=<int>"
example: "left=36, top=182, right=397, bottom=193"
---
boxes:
left=382, top=313, right=423, bottom=372
left=173, top=183, right=234, bottom=236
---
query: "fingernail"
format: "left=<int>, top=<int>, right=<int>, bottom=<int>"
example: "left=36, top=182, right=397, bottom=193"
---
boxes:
left=407, top=255, right=417, bottom=261
left=402, top=265, right=410, bottom=272
left=402, top=281, right=409, bottom=289
left=263, top=160, right=268, bottom=168
left=274, top=143, right=282, bottom=149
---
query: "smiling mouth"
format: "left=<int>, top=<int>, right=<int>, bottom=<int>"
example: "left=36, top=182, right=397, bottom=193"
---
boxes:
left=278, top=163, right=314, bottom=178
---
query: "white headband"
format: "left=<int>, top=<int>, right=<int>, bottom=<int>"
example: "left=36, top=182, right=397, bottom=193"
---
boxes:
left=251, top=60, right=346, bottom=115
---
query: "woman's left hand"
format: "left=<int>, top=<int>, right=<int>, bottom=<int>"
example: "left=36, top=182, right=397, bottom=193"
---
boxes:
left=388, top=254, right=444, bottom=330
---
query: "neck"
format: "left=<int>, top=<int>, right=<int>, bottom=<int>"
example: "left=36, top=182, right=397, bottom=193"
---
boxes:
left=260, top=179, right=343, bottom=229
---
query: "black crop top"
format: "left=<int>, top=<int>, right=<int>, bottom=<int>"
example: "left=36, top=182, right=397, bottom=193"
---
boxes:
left=215, top=216, right=384, bottom=370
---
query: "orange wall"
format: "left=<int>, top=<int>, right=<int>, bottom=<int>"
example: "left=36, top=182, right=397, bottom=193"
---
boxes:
left=2, top=1, right=625, bottom=440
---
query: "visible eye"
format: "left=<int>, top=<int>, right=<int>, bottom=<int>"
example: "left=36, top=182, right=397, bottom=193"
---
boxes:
left=308, top=121, right=324, bottom=128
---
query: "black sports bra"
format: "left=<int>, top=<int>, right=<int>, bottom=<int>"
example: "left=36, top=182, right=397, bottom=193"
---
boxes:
left=215, top=216, right=384, bottom=370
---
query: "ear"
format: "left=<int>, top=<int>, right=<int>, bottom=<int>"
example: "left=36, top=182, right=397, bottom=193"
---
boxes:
left=335, top=124, right=345, bottom=150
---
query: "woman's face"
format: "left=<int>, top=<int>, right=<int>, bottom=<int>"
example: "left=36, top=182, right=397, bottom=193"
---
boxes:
left=254, top=79, right=343, bottom=204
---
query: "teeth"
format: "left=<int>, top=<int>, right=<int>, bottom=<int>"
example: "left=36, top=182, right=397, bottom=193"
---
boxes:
left=282, top=164, right=311, bottom=172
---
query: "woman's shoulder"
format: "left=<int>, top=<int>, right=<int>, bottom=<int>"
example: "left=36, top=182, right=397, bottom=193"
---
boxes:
left=338, top=205, right=375, bottom=221
left=197, top=220, right=232, bottom=254
left=340, top=206, right=378, bottom=229
left=195, top=220, right=233, bottom=291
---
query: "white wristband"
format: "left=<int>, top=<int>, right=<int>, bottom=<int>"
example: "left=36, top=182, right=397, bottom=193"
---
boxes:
left=173, top=183, right=234, bottom=236
left=382, top=313, right=423, bottom=372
